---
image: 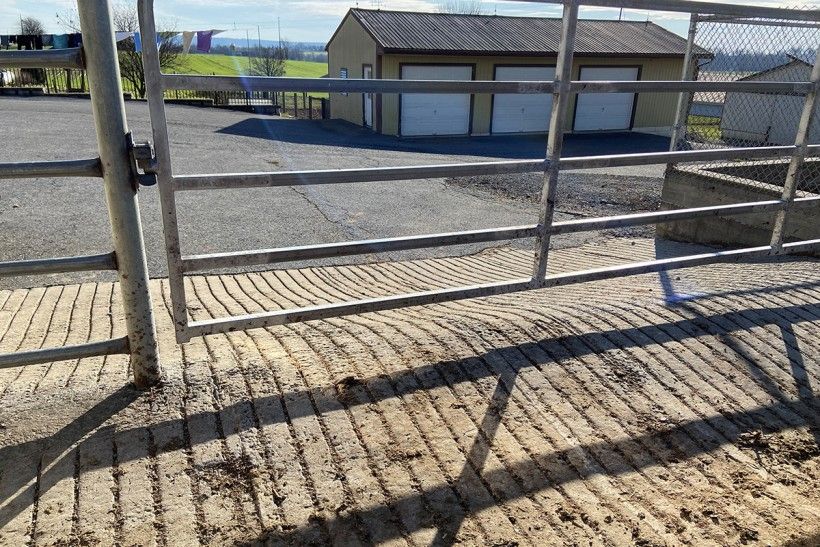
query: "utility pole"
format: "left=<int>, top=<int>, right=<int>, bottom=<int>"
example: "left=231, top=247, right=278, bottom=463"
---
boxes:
left=246, top=29, right=251, bottom=70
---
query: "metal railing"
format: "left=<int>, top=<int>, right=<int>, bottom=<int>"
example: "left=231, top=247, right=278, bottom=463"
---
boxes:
left=0, top=0, right=160, bottom=387
left=136, top=0, right=820, bottom=344
left=0, top=48, right=84, bottom=70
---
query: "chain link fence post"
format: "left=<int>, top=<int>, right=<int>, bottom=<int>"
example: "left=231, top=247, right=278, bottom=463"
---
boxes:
left=78, top=0, right=161, bottom=388
left=771, top=45, right=820, bottom=251
left=669, top=13, right=699, bottom=154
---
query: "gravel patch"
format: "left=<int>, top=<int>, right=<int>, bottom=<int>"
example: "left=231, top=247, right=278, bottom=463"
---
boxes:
left=446, top=171, right=664, bottom=239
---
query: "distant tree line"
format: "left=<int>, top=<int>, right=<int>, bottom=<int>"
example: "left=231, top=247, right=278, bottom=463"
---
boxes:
left=437, top=0, right=485, bottom=15
left=210, top=41, right=327, bottom=63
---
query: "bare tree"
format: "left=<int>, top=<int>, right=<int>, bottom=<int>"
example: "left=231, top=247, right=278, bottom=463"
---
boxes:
left=437, top=0, right=485, bottom=15
left=57, top=1, right=180, bottom=97
left=276, top=40, right=291, bottom=61
left=112, top=7, right=181, bottom=98
left=249, top=46, right=286, bottom=77
left=55, top=5, right=85, bottom=33
left=20, top=16, right=46, bottom=35
left=18, top=17, right=47, bottom=84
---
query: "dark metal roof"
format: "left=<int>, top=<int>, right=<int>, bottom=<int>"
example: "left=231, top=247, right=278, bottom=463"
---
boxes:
left=340, top=8, right=709, bottom=58
left=736, top=54, right=812, bottom=82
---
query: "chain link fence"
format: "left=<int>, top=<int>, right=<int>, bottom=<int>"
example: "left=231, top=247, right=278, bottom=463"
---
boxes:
left=675, top=8, right=820, bottom=196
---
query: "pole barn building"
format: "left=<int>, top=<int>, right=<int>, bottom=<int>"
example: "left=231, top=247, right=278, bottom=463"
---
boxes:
left=325, top=9, right=707, bottom=137
left=721, top=54, right=820, bottom=145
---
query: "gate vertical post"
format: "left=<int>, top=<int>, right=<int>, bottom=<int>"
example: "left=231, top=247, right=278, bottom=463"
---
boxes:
left=531, top=0, right=579, bottom=286
left=669, top=13, right=698, bottom=153
left=770, top=45, right=820, bottom=252
left=77, top=0, right=161, bottom=387
left=138, top=0, right=192, bottom=343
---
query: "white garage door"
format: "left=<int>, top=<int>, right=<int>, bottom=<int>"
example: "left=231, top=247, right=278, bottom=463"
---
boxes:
left=574, top=66, right=639, bottom=131
left=400, top=65, right=472, bottom=136
left=492, top=66, right=555, bottom=134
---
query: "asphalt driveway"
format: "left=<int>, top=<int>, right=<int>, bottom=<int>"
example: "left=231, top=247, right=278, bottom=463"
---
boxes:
left=216, top=116, right=671, bottom=160
left=0, top=97, right=669, bottom=288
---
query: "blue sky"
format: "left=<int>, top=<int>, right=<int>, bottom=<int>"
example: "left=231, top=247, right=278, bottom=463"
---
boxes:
left=1, top=0, right=812, bottom=44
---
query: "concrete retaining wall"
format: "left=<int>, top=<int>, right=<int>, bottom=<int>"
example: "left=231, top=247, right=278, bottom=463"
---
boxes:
left=657, top=165, right=819, bottom=255
left=0, top=87, right=45, bottom=97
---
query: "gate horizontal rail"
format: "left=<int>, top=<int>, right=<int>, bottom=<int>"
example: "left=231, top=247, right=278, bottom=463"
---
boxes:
left=551, top=197, right=820, bottom=233
left=137, top=0, right=820, bottom=344
left=0, top=48, right=85, bottom=69
left=182, top=225, right=541, bottom=272
left=162, top=74, right=817, bottom=95
left=0, top=336, right=129, bottom=369
left=0, top=337, right=129, bottom=369
left=0, top=252, right=117, bottom=277
left=0, top=158, right=103, bottom=179
left=174, top=145, right=820, bottom=191
left=181, top=197, right=820, bottom=272
left=184, top=238, right=820, bottom=338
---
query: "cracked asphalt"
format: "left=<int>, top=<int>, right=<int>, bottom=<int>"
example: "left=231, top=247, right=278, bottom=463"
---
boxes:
left=0, top=97, right=669, bottom=289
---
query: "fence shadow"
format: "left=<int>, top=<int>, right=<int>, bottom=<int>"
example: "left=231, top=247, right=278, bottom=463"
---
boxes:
left=242, top=396, right=818, bottom=546
left=0, top=289, right=817, bottom=543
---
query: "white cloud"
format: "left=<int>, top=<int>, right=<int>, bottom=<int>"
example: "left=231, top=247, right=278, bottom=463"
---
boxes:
left=301, top=0, right=439, bottom=16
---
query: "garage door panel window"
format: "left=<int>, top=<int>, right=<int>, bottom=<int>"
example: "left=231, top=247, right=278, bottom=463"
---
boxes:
left=400, top=65, right=472, bottom=136
left=574, top=66, right=640, bottom=132
left=492, top=66, right=556, bottom=134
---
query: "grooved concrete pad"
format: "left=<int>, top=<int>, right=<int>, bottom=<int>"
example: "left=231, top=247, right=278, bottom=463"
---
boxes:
left=1, top=239, right=819, bottom=546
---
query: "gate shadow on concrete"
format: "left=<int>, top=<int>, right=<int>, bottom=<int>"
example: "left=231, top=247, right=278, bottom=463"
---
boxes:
left=247, top=398, right=819, bottom=546
left=0, top=282, right=818, bottom=542
left=655, top=241, right=818, bottom=450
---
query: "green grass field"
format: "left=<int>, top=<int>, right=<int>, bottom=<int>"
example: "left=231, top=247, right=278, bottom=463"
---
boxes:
left=688, top=115, right=722, bottom=141
left=173, top=54, right=329, bottom=99
left=174, top=54, right=327, bottom=78
left=39, top=53, right=327, bottom=96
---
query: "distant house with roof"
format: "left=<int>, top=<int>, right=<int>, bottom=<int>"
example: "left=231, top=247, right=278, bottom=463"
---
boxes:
left=690, top=70, right=755, bottom=119
left=720, top=54, right=819, bottom=145
left=325, top=8, right=708, bottom=137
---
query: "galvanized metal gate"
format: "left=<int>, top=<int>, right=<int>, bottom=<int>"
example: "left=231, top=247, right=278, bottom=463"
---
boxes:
left=3, top=0, right=819, bottom=390
left=0, top=0, right=160, bottom=387
left=138, top=0, right=820, bottom=346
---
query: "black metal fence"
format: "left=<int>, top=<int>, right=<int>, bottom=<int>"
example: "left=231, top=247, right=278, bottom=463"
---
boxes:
left=0, top=66, right=327, bottom=118
left=0, top=67, right=90, bottom=93
left=166, top=88, right=326, bottom=117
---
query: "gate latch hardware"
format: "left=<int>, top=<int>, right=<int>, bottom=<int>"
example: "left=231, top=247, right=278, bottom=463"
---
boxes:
left=127, top=132, right=158, bottom=188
